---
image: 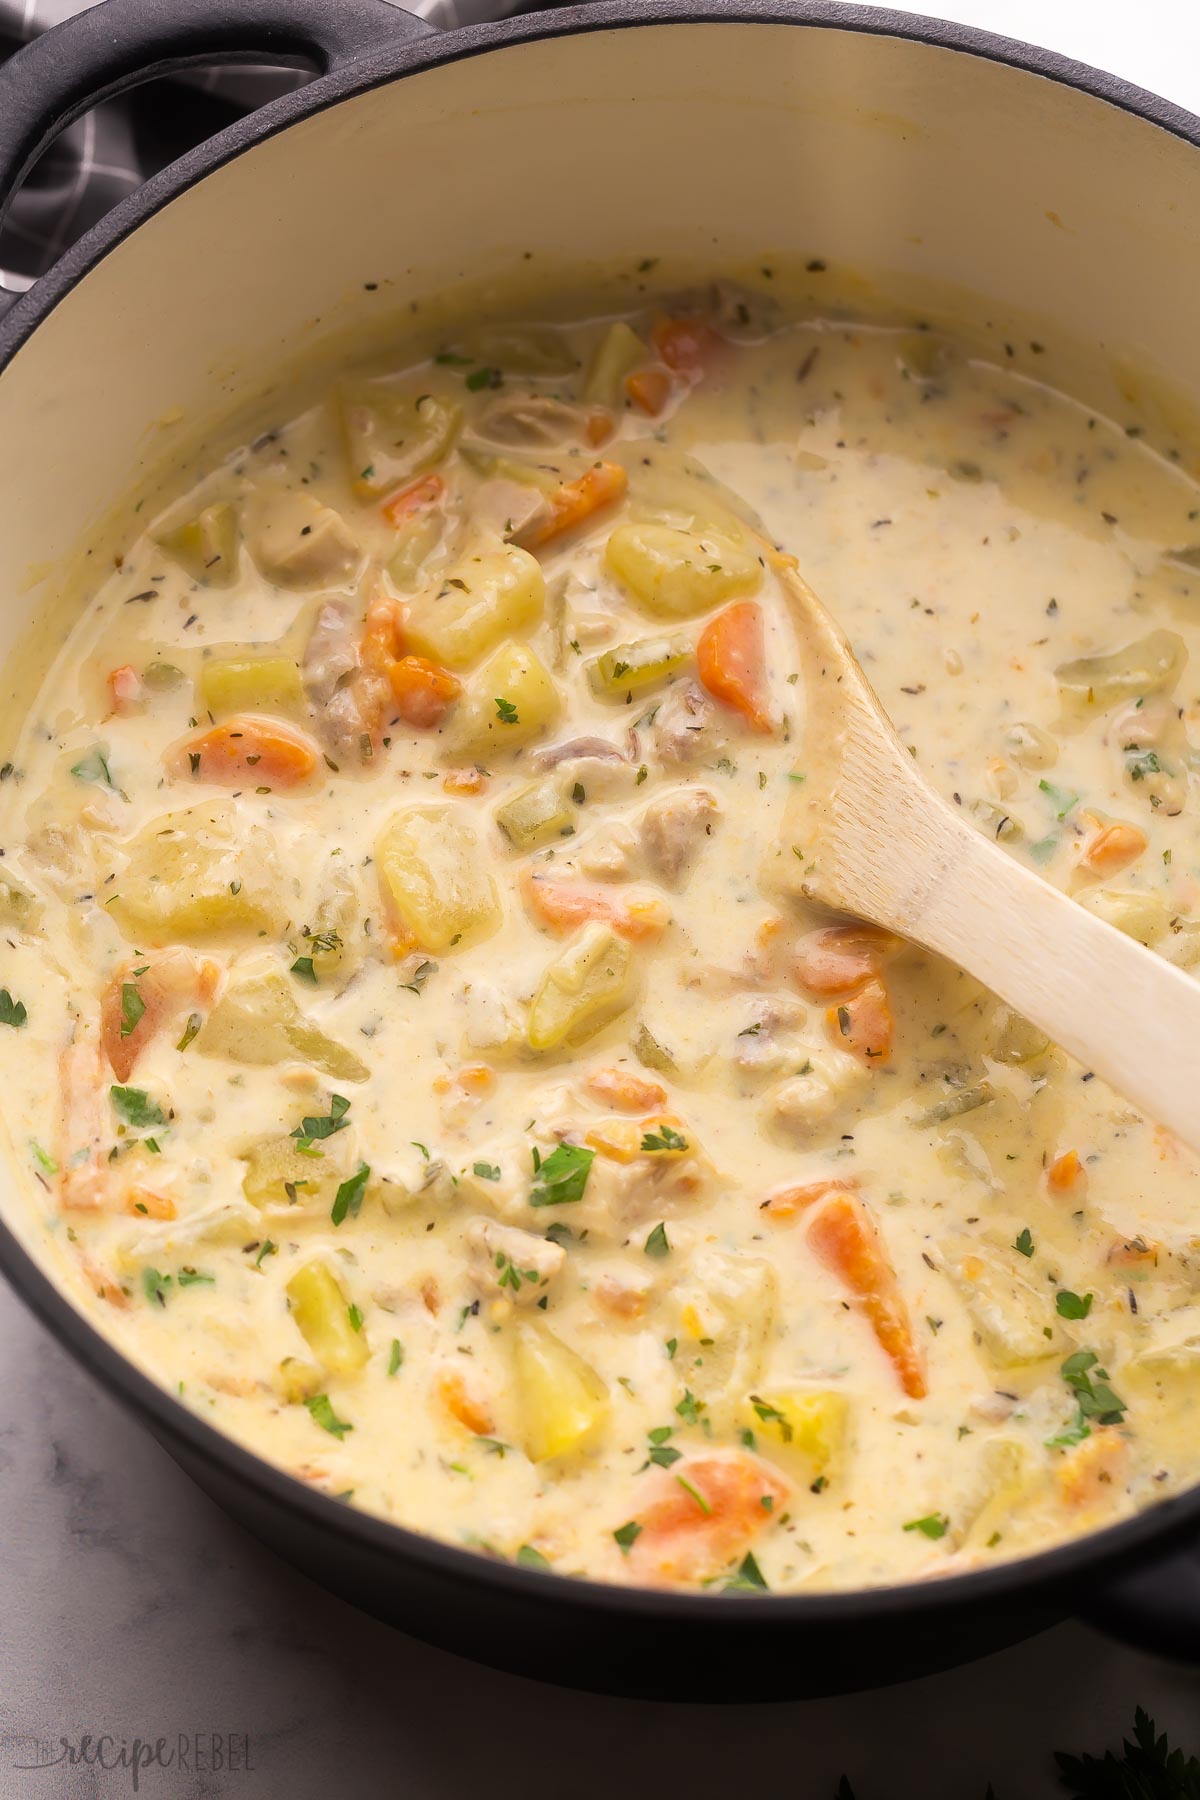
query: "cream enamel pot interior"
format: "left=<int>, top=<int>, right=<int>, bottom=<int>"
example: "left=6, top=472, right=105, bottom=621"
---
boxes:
left=2, top=0, right=1200, bottom=1696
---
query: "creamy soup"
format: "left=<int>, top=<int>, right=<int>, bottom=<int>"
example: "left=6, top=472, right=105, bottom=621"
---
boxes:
left=4, top=287, right=1200, bottom=1594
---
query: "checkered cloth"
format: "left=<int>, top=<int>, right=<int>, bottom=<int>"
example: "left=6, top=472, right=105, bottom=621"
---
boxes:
left=0, top=0, right=526, bottom=294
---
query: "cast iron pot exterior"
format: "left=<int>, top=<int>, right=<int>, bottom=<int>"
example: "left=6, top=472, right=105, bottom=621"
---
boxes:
left=1, top=0, right=1199, bottom=1697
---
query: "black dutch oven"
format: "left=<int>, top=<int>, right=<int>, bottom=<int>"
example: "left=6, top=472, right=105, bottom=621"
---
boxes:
left=1, top=0, right=1199, bottom=1699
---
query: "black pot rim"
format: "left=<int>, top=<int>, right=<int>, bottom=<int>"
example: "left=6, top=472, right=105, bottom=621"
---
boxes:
left=2, top=0, right=1200, bottom=1632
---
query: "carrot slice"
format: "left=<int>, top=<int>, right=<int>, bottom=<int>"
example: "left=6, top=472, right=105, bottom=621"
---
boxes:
left=1076, top=820, right=1147, bottom=878
left=516, top=461, right=628, bottom=550
left=697, top=602, right=772, bottom=733
left=381, top=472, right=444, bottom=528
left=126, top=1187, right=177, bottom=1221
left=793, top=924, right=896, bottom=996
left=387, top=655, right=461, bottom=729
left=442, top=767, right=487, bottom=796
left=1046, top=1148, right=1086, bottom=1195
left=625, top=1451, right=790, bottom=1585
left=585, top=408, right=614, bottom=447
left=100, top=949, right=220, bottom=1082
left=437, top=1370, right=493, bottom=1436
left=625, top=367, right=672, bottom=416
left=169, top=715, right=320, bottom=787
left=806, top=1190, right=926, bottom=1399
left=650, top=316, right=725, bottom=376
left=522, top=872, right=668, bottom=942
left=825, top=978, right=893, bottom=1061
left=761, top=1176, right=858, bottom=1221
left=586, top=1067, right=668, bottom=1112
left=107, top=664, right=143, bottom=715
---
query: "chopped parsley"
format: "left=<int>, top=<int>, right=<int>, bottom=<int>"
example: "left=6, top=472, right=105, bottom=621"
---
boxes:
left=292, top=1093, right=350, bottom=1149
left=497, top=1252, right=540, bottom=1293
left=723, top=1552, right=769, bottom=1594
left=71, top=746, right=117, bottom=790
left=290, top=955, right=318, bottom=985
left=254, top=1240, right=277, bottom=1269
left=1038, top=778, right=1079, bottom=820
left=0, top=988, right=27, bottom=1028
left=612, top=1520, right=642, bottom=1555
left=640, top=1123, right=688, bottom=1153
left=176, top=1011, right=202, bottom=1051
left=177, top=1268, right=214, bottom=1287
left=1049, top=1349, right=1127, bottom=1446
left=347, top=1303, right=365, bottom=1333
left=331, top=1161, right=370, bottom=1226
left=141, top=1267, right=171, bottom=1307
left=465, top=365, right=503, bottom=391
left=119, top=981, right=145, bottom=1038
left=111, top=1086, right=167, bottom=1129
left=494, top=696, right=519, bottom=724
left=675, top=1473, right=712, bottom=1514
left=387, top=1339, right=404, bottom=1376
left=305, top=1394, right=353, bottom=1439
left=903, top=1513, right=949, bottom=1540
left=528, top=1142, right=594, bottom=1207
left=1013, top=1227, right=1035, bottom=1258
left=473, top=1161, right=501, bottom=1182
left=643, top=1222, right=670, bottom=1258
left=675, top=1388, right=705, bottom=1427
left=645, top=1425, right=681, bottom=1469
left=1056, top=1289, right=1094, bottom=1320
left=515, top=1543, right=551, bottom=1571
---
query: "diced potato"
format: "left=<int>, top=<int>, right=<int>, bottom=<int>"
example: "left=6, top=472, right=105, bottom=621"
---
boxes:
left=376, top=807, right=501, bottom=955
left=286, top=1260, right=369, bottom=1376
left=109, top=802, right=285, bottom=945
left=587, top=633, right=692, bottom=697
left=403, top=541, right=545, bottom=669
left=494, top=776, right=575, bottom=851
left=241, top=1131, right=359, bottom=1211
left=449, top=644, right=561, bottom=759
left=457, top=445, right=559, bottom=493
left=743, top=1389, right=849, bottom=1482
left=276, top=1357, right=323, bottom=1404
left=957, top=1438, right=1037, bottom=1550
left=675, top=1247, right=776, bottom=1424
left=199, top=654, right=306, bottom=720
left=465, top=324, right=577, bottom=375
left=526, top=922, right=635, bottom=1052
left=0, top=874, right=41, bottom=931
left=605, top=523, right=761, bottom=618
left=337, top=381, right=461, bottom=499
left=946, top=1247, right=1062, bottom=1367
left=512, top=1318, right=609, bottom=1461
left=247, top=491, right=359, bottom=588
left=196, top=959, right=369, bottom=1080
left=157, top=501, right=239, bottom=587
left=1055, top=629, right=1187, bottom=710
left=584, top=321, right=650, bottom=407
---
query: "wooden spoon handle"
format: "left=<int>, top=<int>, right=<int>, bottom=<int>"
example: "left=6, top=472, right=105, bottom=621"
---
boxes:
left=877, top=806, right=1200, bottom=1155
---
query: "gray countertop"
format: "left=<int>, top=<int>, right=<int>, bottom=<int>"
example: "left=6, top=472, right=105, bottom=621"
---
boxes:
left=1, top=1283, right=1198, bottom=1800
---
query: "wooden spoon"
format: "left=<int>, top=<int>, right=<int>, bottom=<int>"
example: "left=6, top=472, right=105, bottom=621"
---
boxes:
left=766, top=551, right=1200, bottom=1158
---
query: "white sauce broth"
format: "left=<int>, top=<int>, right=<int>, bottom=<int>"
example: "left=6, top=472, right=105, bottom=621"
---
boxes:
left=4, top=291, right=1200, bottom=1594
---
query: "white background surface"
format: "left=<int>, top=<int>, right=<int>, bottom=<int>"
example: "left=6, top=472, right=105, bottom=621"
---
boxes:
left=3, top=4, right=1200, bottom=1796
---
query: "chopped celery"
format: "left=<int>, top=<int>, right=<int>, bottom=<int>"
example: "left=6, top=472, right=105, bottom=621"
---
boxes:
left=494, top=776, right=575, bottom=851
left=587, top=633, right=691, bottom=697
left=199, top=654, right=306, bottom=719
left=376, top=807, right=501, bottom=955
left=286, top=1260, right=368, bottom=1375
left=388, top=508, right=446, bottom=589
left=1055, top=629, right=1187, bottom=709
left=584, top=321, right=649, bottom=408
left=157, top=501, right=239, bottom=587
left=0, top=875, right=40, bottom=931
left=526, top=922, right=635, bottom=1052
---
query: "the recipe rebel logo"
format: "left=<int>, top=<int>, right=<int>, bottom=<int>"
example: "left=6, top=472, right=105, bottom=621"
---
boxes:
left=8, top=1730, right=255, bottom=1792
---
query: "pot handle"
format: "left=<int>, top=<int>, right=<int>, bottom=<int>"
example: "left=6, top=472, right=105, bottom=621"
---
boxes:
left=1080, top=1532, right=1200, bottom=1663
left=0, top=0, right=433, bottom=311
